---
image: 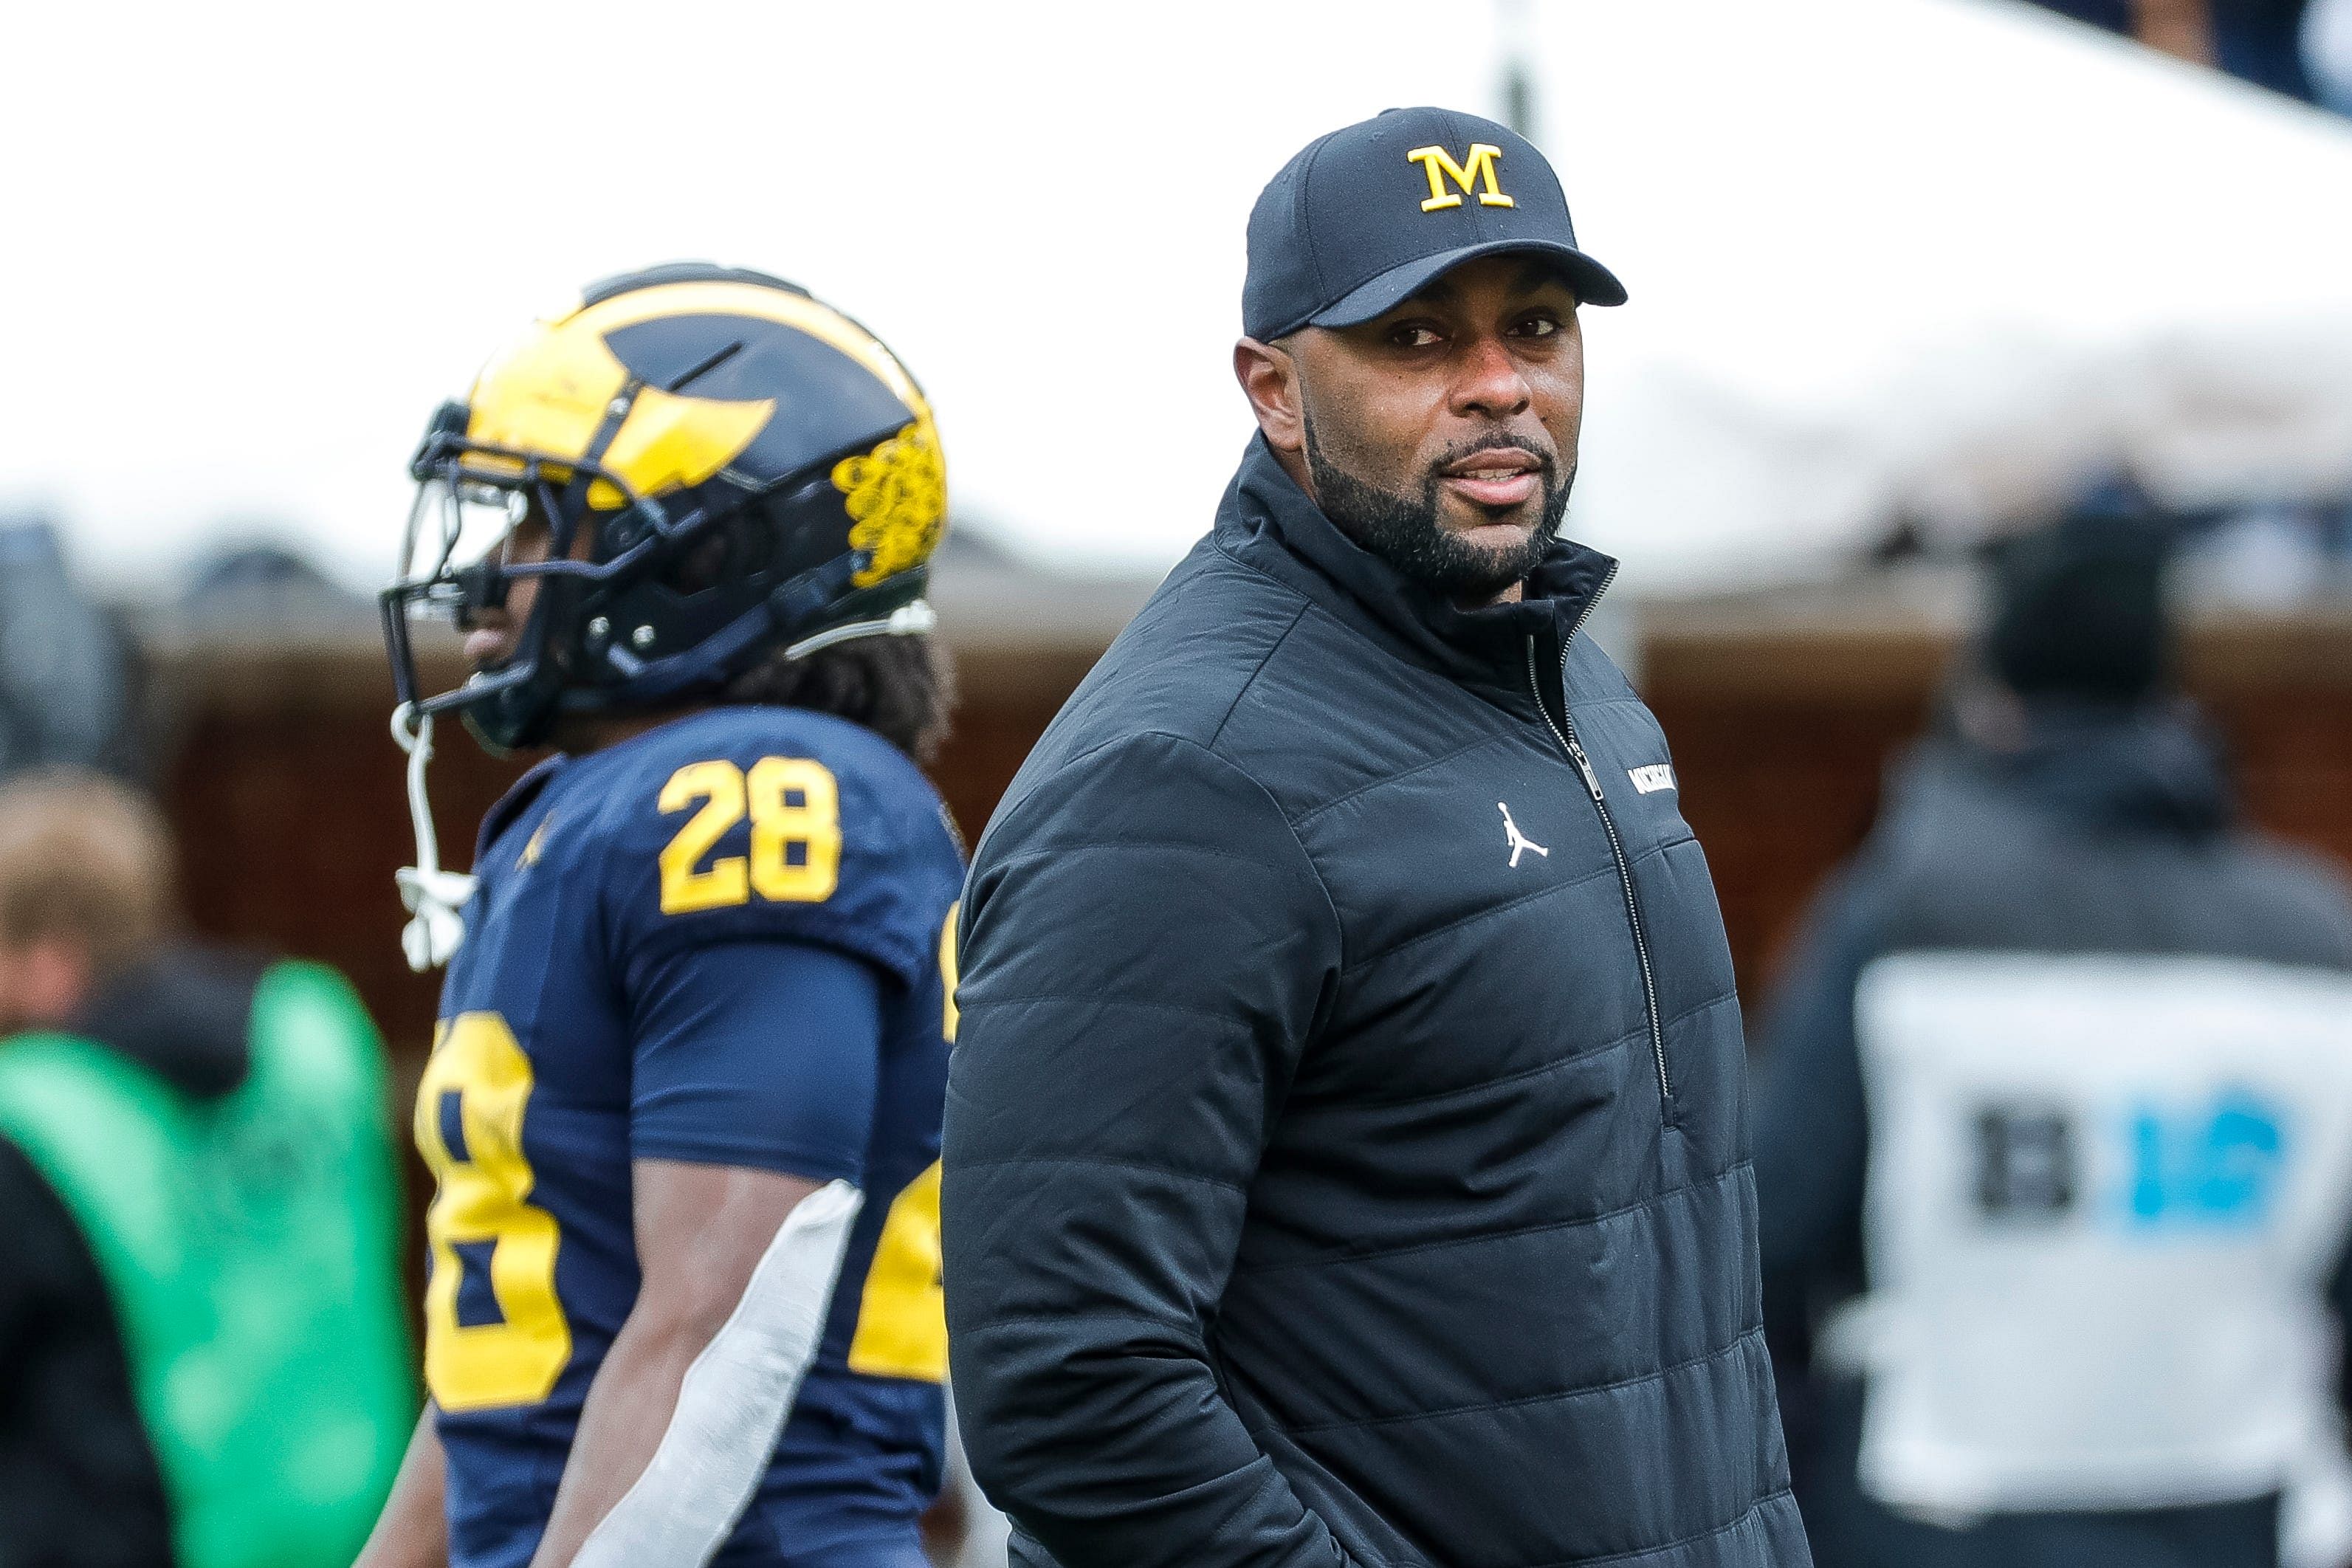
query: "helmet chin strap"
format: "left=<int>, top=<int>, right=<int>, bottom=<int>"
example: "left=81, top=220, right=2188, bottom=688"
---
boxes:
left=780, top=597, right=937, bottom=661
left=391, top=704, right=480, bottom=972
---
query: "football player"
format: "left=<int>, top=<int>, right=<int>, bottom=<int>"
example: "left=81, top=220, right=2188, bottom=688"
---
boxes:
left=354, top=264, right=964, bottom=1568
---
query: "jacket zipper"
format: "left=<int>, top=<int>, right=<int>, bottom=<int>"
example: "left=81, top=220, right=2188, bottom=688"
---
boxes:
left=1524, top=633, right=1669, bottom=1111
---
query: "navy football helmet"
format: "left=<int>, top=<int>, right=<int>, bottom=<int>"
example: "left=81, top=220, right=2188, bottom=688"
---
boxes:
left=384, top=261, right=947, bottom=754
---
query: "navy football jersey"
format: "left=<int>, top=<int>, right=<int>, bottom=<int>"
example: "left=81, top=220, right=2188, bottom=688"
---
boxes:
left=413, top=706, right=964, bottom=1568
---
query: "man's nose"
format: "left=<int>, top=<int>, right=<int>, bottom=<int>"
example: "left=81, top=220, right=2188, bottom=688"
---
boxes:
left=1450, top=334, right=1533, bottom=419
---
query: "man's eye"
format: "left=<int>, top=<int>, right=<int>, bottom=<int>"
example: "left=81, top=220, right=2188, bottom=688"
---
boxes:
left=1513, top=314, right=1561, bottom=338
left=1391, top=324, right=1443, bottom=348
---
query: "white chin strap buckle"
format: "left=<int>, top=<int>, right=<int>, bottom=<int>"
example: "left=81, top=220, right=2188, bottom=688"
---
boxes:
left=396, top=865, right=476, bottom=972
left=391, top=704, right=479, bottom=972
left=780, top=597, right=938, bottom=661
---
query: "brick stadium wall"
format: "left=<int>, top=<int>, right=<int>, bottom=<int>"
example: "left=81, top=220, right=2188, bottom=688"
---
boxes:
left=145, top=597, right=2352, bottom=1307
left=154, top=614, right=2352, bottom=1073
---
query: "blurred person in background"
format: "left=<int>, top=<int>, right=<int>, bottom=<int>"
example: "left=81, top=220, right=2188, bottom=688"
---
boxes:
left=1753, top=497, right=2352, bottom=1568
left=0, top=768, right=412, bottom=1567
left=0, top=520, right=137, bottom=783
left=357, top=264, right=962, bottom=1568
left=2307, top=0, right=2352, bottom=110
left=2025, top=0, right=2324, bottom=101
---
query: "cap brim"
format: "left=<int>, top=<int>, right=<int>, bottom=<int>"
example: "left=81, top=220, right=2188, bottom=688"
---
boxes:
left=1307, top=238, right=1629, bottom=331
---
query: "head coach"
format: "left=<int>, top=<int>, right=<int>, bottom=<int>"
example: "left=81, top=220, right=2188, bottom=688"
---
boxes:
left=941, top=108, right=1810, bottom=1568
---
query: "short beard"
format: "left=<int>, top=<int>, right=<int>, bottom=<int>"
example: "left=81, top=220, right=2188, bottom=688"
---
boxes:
left=1303, top=417, right=1574, bottom=602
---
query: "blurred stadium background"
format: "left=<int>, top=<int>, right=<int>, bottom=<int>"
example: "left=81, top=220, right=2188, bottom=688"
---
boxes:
left=4, top=0, right=2352, bottom=1561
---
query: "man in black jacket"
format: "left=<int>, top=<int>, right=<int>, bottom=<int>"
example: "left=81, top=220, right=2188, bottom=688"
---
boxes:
left=1753, top=508, right=2352, bottom=1568
left=943, top=107, right=1809, bottom=1568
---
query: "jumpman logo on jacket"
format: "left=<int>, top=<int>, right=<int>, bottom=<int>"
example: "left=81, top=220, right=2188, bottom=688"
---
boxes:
left=1498, top=802, right=1549, bottom=868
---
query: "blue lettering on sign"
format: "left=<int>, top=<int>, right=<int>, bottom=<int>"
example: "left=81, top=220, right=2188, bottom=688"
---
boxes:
left=2122, top=1090, right=2285, bottom=1228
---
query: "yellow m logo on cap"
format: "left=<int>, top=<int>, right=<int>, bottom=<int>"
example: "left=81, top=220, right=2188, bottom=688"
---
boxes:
left=1407, top=142, right=1514, bottom=212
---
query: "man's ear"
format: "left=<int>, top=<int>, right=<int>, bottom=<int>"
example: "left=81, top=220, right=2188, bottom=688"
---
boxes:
left=1233, top=337, right=1306, bottom=458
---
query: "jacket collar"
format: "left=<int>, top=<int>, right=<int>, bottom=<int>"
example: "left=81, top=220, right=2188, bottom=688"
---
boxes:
left=1211, top=434, right=1617, bottom=699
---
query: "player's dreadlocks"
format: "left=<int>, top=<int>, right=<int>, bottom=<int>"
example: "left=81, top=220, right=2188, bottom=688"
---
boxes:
left=725, top=634, right=956, bottom=767
left=652, top=505, right=956, bottom=766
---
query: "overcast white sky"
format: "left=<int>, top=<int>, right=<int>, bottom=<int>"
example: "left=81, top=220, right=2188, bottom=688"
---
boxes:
left=0, top=0, right=1507, bottom=591
left=6, top=0, right=2351, bottom=597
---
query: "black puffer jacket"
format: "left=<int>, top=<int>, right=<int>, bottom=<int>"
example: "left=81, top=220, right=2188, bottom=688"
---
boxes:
left=944, top=438, right=1808, bottom=1568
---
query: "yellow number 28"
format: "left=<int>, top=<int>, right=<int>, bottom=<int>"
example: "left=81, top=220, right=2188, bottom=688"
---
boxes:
left=414, top=1012, right=571, bottom=1411
left=659, top=757, right=841, bottom=915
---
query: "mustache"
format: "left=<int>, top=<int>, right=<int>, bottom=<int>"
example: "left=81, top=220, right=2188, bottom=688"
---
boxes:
left=1423, top=430, right=1561, bottom=482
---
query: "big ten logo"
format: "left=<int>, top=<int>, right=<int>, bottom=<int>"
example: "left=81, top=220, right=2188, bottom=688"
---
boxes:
left=1974, top=1101, right=2077, bottom=1220
left=1968, top=1091, right=2288, bottom=1231
left=2124, top=1089, right=2285, bottom=1228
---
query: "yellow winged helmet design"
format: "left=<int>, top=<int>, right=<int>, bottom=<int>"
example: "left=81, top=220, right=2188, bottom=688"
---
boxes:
left=388, top=264, right=949, bottom=754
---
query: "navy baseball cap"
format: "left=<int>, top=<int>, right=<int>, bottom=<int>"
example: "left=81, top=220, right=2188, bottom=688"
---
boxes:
left=1243, top=106, right=1626, bottom=343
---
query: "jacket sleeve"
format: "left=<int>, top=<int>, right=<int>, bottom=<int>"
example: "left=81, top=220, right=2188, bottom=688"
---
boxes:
left=942, top=732, right=1344, bottom=1568
left=1751, top=862, right=1885, bottom=1331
